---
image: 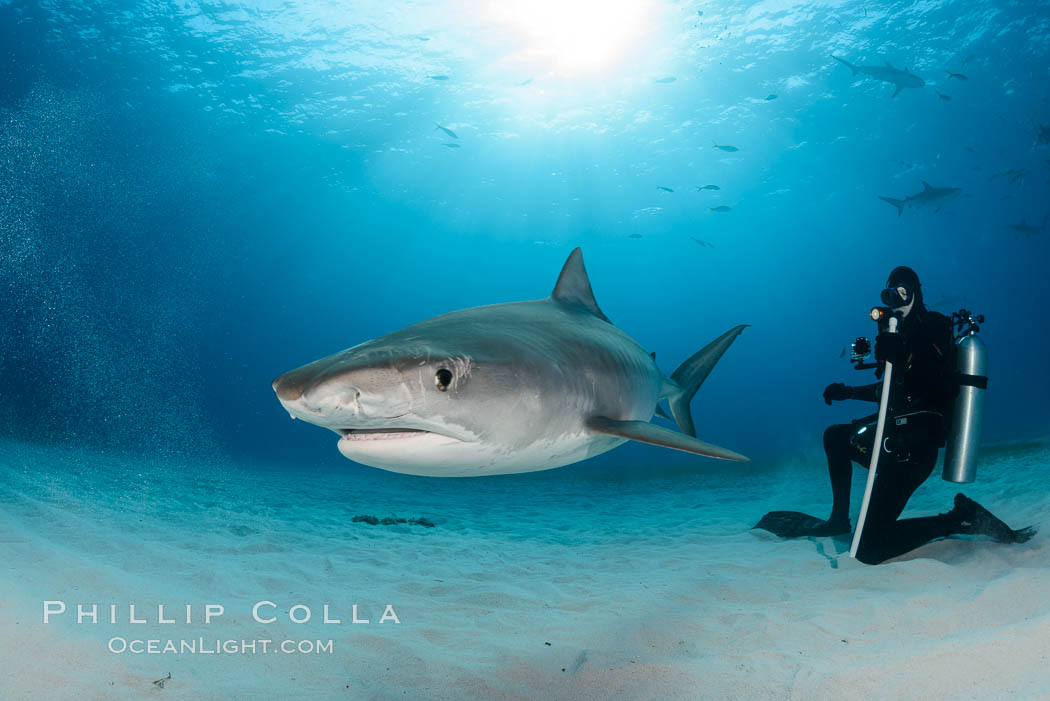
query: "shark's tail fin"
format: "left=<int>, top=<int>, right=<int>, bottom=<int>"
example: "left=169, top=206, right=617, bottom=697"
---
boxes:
left=879, top=196, right=904, bottom=216
left=668, top=325, right=748, bottom=437
left=832, top=55, right=857, bottom=76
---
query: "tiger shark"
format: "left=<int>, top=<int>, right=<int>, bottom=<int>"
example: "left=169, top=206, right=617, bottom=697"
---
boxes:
left=832, top=56, right=925, bottom=98
left=272, top=248, right=749, bottom=477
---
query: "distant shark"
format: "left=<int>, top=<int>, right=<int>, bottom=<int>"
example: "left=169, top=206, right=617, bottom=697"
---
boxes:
left=879, top=181, right=961, bottom=216
left=272, top=249, right=749, bottom=477
left=1009, top=215, right=1048, bottom=235
left=832, top=56, right=925, bottom=97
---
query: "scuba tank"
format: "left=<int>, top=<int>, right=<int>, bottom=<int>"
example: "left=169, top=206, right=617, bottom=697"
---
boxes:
left=943, top=310, right=987, bottom=483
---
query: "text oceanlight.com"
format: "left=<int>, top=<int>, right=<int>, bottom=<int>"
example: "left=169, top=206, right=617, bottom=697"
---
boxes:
left=107, top=638, right=335, bottom=655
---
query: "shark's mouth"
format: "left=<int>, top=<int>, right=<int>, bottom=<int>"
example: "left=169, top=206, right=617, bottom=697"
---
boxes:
left=338, top=428, right=432, bottom=441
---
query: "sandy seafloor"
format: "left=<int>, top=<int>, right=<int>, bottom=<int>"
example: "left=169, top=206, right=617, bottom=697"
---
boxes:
left=0, top=436, right=1047, bottom=701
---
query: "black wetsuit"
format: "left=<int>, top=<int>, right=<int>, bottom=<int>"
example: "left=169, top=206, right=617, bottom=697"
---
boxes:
left=826, top=307, right=959, bottom=564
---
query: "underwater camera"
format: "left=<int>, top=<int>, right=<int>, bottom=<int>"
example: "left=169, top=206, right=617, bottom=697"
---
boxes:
left=849, top=306, right=894, bottom=371
left=849, top=336, right=871, bottom=362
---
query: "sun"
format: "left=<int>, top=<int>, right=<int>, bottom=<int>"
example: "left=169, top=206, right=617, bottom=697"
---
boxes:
left=480, top=0, right=658, bottom=76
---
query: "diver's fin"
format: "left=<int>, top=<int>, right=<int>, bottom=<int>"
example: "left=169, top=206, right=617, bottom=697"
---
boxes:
left=668, top=325, right=748, bottom=437
left=953, top=493, right=1037, bottom=544
left=551, top=248, right=610, bottom=323
left=831, top=55, right=857, bottom=76
left=586, top=417, right=749, bottom=462
left=879, top=196, right=904, bottom=216
left=754, top=511, right=851, bottom=538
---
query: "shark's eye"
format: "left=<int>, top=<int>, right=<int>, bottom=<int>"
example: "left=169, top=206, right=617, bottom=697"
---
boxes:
left=435, top=368, right=453, bottom=391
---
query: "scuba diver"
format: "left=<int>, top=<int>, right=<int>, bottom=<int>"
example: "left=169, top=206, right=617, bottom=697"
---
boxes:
left=755, top=266, right=1035, bottom=564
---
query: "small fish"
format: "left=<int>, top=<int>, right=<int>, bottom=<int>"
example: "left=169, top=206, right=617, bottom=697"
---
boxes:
left=627, top=233, right=644, bottom=239
left=937, top=92, right=951, bottom=101
left=709, top=205, right=732, bottom=213
left=435, top=123, right=458, bottom=139
left=691, top=237, right=715, bottom=248
left=946, top=71, right=968, bottom=81
left=418, top=37, right=430, bottom=42
left=429, top=75, right=450, bottom=81
left=713, top=142, right=739, bottom=152
left=653, top=76, right=676, bottom=84
left=839, top=347, right=847, bottom=359
left=153, top=673, right=171, bottom=689
left=696, top=184, right=720, bottom=191
left=765, top=94, right=778, bottom=101
left=442, top=143, right=460, bottom=149
left=517, top=78, right=533, bottom=87
left=656, top=186, right=674, bottom=193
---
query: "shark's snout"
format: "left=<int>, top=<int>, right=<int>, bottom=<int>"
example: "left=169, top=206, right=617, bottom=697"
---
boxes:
left=272, top=355, right=415, bottom=431
left=273, top=373, right=305, bottom=402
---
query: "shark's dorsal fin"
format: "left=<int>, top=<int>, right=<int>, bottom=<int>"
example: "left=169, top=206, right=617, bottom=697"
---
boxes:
left=922, top=181, right=933, bottom=191
left=551, top=248, right=610, bottom=322
left=885, top=60, right=894, bottom=68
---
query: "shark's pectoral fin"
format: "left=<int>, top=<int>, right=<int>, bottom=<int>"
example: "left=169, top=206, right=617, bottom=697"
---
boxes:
left=586, top=417, right=749, bottom=462
left=891, top=85, right=902, bottom=98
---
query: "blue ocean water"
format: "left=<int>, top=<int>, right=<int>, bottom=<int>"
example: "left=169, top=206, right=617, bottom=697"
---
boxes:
left=2, top=0, right=1050, bottom=697
left=3, top=0, right=1049, bottom=468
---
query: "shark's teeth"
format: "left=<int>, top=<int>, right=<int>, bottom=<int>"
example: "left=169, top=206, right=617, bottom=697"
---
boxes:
left=340, top=428, right=429, bottom=441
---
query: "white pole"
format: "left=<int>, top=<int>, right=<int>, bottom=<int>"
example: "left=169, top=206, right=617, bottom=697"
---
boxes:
left=849, top=315, right=899, bottom=559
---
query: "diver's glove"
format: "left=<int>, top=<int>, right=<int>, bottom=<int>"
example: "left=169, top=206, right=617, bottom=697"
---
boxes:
left=875, top=332, right=907, bottom=365
left=823, top=382, right=853, bottom=405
